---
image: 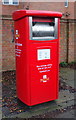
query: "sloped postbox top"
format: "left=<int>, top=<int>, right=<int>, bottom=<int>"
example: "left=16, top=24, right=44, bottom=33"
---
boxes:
left=12, top=10, right=62, bottom=21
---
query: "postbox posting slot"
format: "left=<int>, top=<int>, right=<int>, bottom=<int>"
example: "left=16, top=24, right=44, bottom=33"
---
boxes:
left=29, top=17, right=58, bottom=40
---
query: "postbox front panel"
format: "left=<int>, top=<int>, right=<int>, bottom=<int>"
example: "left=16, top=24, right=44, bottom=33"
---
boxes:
left=29, top=42, right=58, bottom=105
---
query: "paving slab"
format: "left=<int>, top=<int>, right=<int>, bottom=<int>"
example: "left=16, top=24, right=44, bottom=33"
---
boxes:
left=2, top=68, right=76, bottom=118
left=4, top=88, right=75, bottom=118
left=57, top=90, right=74, bottom=103
left=60, top=68, right=74, bottom=88
left=6, top=99, right=75, bottom=118
left=55, top=109, right=75, bottom=118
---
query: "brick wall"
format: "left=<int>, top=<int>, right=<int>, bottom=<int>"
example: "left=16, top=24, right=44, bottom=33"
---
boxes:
left=2, top=2, right=75, bottom=19
left=2, top=17, right=75, bottom=71
left=60, top=20, right=67, bottom=62
left=2, top=1, right=76, bottom=71
left=60, top=19, right=75, bottom=63
left=2, top=19, right=16, bottom=71
left=60, top=19, right=76, bottom=62
left=0, top=19, right=2, bottom=72
left=68, top=20, right=75, bottom=62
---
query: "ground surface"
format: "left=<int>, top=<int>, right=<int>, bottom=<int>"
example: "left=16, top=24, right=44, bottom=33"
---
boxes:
left=2, top=67, right=76, bottom=119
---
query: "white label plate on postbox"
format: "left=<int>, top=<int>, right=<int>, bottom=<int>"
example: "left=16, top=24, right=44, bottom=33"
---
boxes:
left=37, top=49, right=50, bottom=60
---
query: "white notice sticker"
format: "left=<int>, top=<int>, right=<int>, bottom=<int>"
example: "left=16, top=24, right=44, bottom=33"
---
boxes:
left=37, top=49, right=50, bottom=60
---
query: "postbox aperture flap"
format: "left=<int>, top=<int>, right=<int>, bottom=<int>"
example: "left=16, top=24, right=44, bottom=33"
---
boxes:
left=32, top=17, right=54, bottom=38
left=29, top=16, right=58, bottom=40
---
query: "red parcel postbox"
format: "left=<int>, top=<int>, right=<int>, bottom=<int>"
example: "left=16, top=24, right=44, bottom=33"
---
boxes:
left=12, top=10, right=62, bottom=106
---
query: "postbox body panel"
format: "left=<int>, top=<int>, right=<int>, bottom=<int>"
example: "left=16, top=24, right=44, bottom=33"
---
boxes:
left=29, top=42, right=58, bottom=105
left=13, top=10, right=62, bottom=106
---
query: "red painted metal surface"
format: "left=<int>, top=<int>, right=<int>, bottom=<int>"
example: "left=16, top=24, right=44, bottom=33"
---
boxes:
left=13, top=10, right=62, bottom=106
left=13, top=10, right=62, bottom=21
